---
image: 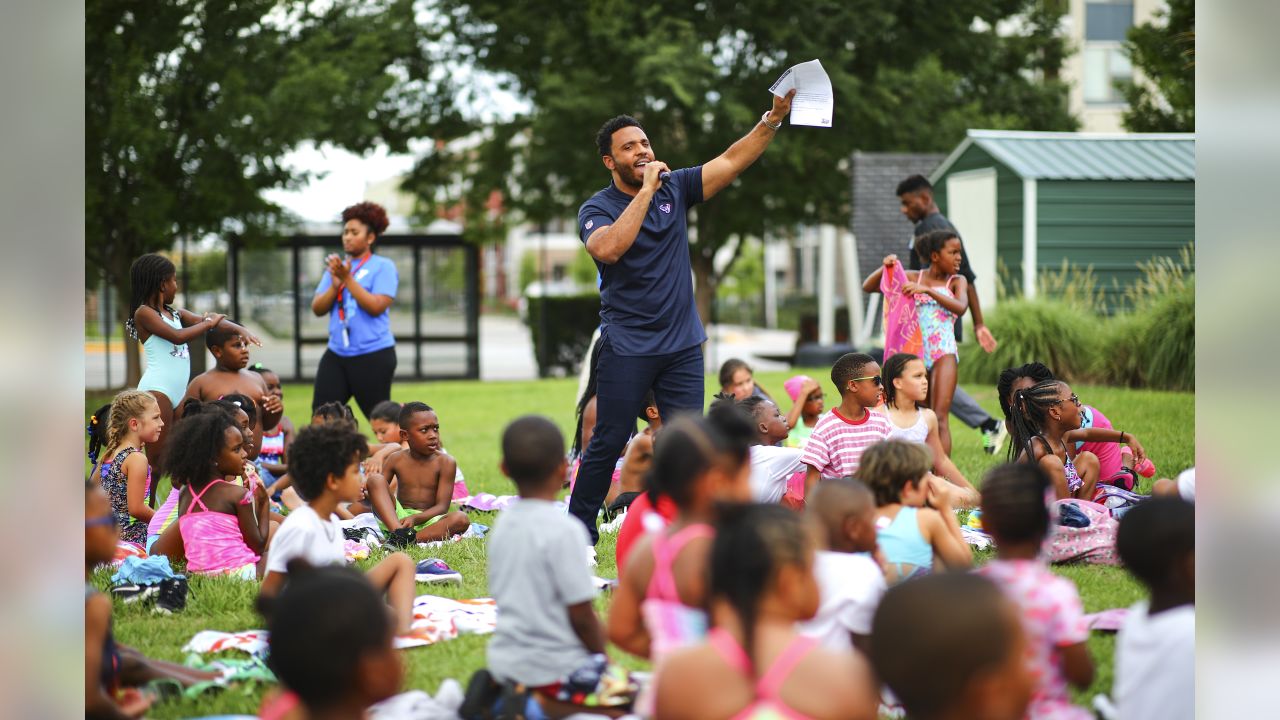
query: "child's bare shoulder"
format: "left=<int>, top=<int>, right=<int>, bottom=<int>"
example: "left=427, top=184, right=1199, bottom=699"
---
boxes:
left=795, top=646, right=877, bottom=717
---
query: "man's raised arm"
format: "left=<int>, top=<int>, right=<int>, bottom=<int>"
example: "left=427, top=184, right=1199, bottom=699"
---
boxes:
left=700, top=89, right=795, bottom=201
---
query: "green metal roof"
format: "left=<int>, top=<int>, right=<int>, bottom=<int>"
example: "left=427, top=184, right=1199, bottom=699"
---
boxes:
left=931, top=130, right=1195, bottom=182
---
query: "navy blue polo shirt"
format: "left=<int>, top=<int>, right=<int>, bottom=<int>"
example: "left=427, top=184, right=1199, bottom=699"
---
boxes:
left=577, top=166, right=706, bottom=356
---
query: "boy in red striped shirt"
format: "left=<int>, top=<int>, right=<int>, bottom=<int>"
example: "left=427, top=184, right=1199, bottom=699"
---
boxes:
left=801, top=353, right=893, bottom=500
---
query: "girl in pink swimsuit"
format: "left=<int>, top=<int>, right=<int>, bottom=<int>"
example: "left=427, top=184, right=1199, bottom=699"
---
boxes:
left=166, top=409, right=273, bottom=579
left=653, top=504, right=879, bottom=720
left=607, top=409, right=755, bottom=715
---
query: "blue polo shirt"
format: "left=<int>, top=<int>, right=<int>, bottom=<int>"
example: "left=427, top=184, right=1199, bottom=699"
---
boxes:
left=314, top=253, right=399, bottom=357
left=577, top=166, right=707, bottom=356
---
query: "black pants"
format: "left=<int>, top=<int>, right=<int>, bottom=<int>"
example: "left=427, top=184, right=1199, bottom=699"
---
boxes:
left=312, top=346, right=397, bottom=420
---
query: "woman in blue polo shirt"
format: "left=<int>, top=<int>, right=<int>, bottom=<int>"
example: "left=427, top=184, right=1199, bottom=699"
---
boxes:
left=310, top=201, right=399, bottom=419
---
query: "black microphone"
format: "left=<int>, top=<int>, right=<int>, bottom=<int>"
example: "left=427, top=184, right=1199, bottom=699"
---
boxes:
left=659, top=171, right=671, bottom=182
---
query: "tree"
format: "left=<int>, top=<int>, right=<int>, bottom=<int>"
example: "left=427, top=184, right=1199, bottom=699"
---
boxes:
left=409, top=0, right=1077, bottom=324
left=86, top=0, right=454, bottom=385
left=1121, top=0, right=1194, bottom=132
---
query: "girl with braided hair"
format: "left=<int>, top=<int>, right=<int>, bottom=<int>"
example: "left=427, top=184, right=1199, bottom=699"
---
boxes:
left=1007, top=379, right=1102, bottom=501
left=87, top=390, right=164, bottom=545
left=128, top=253, right=261, bottom=483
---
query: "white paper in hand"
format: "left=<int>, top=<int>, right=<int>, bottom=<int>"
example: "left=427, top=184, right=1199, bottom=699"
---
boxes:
left=769, top=59, right=834, bottom=128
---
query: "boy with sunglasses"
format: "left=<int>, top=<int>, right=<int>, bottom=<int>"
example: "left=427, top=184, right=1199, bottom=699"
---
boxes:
left=800, top=353, right=893, bottom=503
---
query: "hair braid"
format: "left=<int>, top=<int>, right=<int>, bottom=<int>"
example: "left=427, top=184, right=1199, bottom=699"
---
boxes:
left=126, top=254, right=177, bottom=340
left=1005, top=379, right=1064, bottom=464
left=100, top=390, right=158, bottom=464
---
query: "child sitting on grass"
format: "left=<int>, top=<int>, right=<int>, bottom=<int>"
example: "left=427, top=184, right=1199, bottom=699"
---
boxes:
left=870, top=573, right=1034, bottom=720
left=857, top=440, right=971, bottom=584
left=259, top=422, right=416, bottom=635
left=975, top=463, right=1094, bottom=719
left=249, top=364, right=294, bottom=490
left=798, top=477, right=886, bottom=653
left=178, top=322, right=282, bottom=459
left=486, top=415, right=632, bottom=717
left=782, top=374, right=824, bottom=448
left=1113, top=497, right=1195, bottom=720
left=801, top=352, right=893, bottom=502
left=604, top=390, right=662, bottom=515
left=88, top=390, right=163, bottom=547
left=1008, top=379, right=1105, bottom=501
left=260, top=562, right=404, bottom=720
left=710, top=392, right=804, bottom=505
left=168, top=410, right=274, bottom=579
left=358, top=402, right=470, bottom=543
left=364, top=399, right=471, bottom=499
left=86, top=482, right=216, bottom=719
left=654, top=503, right=879, bottom=720
left=999, top=362, right=1152, bottom=491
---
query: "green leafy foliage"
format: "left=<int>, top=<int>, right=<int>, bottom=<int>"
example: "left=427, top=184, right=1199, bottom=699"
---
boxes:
left=1121, top=0, right=1194, bottom=132
left=958, top=298, right=1097, bottom=386
left=408, top=0, right=1078, bottom=323
left=86, top=0, right=449, bottom=383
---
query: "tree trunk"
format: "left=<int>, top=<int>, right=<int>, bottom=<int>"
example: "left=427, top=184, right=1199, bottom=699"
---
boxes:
left=691, top=249, right=716, bottom=330
left=110, top=259, right=143, bottom=389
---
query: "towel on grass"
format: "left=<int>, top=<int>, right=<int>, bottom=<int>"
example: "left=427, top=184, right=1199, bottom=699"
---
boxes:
left=183, top=596, right=499, bottom=657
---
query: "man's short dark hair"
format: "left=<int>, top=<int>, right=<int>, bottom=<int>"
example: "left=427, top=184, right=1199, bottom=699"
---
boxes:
left=288, top=423, right=369, bottom=501
left=896, top=174, right=933, bottom=197
left=502, top=415, right=565, bottom=487
left=596, top=115, right=642, bottom=157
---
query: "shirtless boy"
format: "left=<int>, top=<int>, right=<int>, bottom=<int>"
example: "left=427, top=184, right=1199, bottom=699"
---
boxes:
left=179, top=324, right=283, bottom=458
left=359, top=402, right=470, bottom=542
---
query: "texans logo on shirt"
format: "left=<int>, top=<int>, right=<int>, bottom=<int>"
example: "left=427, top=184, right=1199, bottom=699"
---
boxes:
left=585, top=220, right=594, bottom=230
left=356, top=268, right=370, bottom=281
left=659, top=203, right=672, bottom=214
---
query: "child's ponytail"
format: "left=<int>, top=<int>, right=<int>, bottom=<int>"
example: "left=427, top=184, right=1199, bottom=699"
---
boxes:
left=709, top=503, right=811, bottom=673
left=86, top=403, right=112, bottom=467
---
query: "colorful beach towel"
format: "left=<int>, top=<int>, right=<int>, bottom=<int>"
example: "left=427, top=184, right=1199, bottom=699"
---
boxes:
left=881, top=259, right=923, bottom=359
left=1044, top=499, right=1120, bottom=566
left=184, top=596, right=500, bottom=657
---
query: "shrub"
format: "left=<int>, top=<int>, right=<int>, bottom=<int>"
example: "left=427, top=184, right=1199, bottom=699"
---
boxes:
left=1136, top=277, right=1194, bottom=390
left=956, top=298, right=1095, bottom=387
left=524, top=294, right=600, bottom=378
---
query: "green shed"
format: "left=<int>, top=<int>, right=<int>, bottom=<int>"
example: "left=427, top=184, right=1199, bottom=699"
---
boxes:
left=929, top=130, right=1194, bottom=310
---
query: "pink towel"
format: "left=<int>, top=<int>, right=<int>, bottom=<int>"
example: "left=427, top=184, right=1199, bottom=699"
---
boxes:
left=881, top=259, right=923, bottom=359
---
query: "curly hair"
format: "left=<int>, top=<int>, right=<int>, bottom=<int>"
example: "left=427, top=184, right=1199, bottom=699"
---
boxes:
left=164, top=410, right=237, bottom=490
left=341, top=201, right=389, bottom=237
left=312, top=401, right=358, bottom=430
left=288, top=423, right=369, bottom=502
left=92, top=390, right=158, bottom=468
left=914, top=229, right=960, bottom=265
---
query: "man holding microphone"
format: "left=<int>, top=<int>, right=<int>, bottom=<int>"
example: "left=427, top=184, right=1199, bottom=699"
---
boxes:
left=570, top=89, right=795, bottom=546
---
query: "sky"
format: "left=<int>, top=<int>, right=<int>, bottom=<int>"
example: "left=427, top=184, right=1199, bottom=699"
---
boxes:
left=261, top=142, right=419, bottom=224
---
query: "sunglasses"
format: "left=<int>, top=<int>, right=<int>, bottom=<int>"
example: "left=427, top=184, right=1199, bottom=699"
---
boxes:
left=1051, top=393, right=1081, bottom=408
left=85, top=515, right=118, bottom=529
left=851, top=375, right=883, bottom=387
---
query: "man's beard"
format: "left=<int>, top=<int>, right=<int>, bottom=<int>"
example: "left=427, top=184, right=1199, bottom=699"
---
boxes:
left=618, top=166, right=644, bottom=189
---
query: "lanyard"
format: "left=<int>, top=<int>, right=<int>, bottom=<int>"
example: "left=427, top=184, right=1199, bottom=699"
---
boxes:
left=336, top=254, right=372, bottom=325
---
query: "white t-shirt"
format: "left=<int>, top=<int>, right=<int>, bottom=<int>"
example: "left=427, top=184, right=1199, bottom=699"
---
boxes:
left=750, top=445, right=805, bottom=504
left=1177, top=468, right=1195, bottom=501
left=1115, top=600, right=1195, bottom=720
left=265, top=505, right=345, bottom=575
left=797, top=550, right=886, bottom=651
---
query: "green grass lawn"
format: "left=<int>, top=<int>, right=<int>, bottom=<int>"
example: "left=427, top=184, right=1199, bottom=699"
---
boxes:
left=87, top=371, right=1193, bottom=718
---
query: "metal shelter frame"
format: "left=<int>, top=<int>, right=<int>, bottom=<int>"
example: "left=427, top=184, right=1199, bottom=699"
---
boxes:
left=228, top=234, right=480, bottom=382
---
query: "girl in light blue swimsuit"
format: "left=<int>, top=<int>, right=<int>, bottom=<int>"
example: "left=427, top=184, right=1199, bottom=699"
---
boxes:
left=126, top=254, right=259, bottom=489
